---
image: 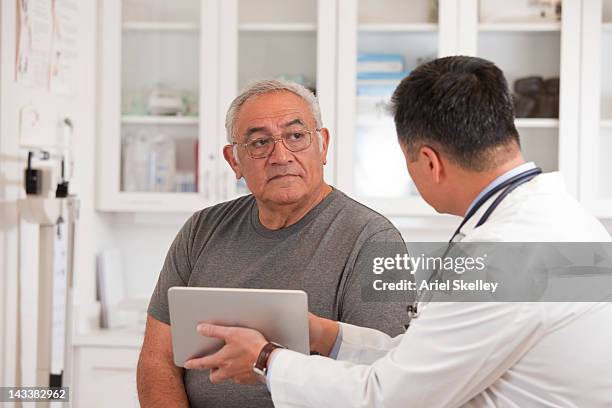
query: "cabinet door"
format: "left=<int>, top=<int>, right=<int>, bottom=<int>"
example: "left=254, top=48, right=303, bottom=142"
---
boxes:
left=580, top=0, right=612, bottom=216
left=98, top=0, right=220, bottom=212
left=73, top=347, right=140, bottom=408
left=467, top=0, right=581, bottom=195
left=217, top=0, right=338, bottom=201
left=336, top=0, right=442, bottom=216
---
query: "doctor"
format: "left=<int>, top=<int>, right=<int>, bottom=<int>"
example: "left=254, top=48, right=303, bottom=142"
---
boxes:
left=184, top=56, right=612, bottom=407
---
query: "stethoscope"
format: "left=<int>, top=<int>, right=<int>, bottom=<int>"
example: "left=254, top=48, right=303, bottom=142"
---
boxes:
left=406, top=166, right=542, bottom=322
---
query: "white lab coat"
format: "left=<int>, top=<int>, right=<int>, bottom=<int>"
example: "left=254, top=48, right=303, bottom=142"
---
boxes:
left=268, top=172, right=612, bottom=407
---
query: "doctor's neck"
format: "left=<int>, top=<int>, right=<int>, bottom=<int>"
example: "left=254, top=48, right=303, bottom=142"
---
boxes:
left=445, top=153, right=526, bottom=218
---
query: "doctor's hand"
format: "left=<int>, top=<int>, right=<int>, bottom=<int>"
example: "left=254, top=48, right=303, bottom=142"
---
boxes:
left=308, top=313, right=340, bottom=357
left=183, top=324, right=268, bottom=385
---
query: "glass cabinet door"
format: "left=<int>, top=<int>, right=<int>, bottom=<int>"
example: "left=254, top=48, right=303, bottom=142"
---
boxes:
left=219, top=0, right=335, bottom=199
left=580, top=0, right=612, bottom=216
left=354, top=0, right=438, bottom=200
left=237, top=0, right=320, bottom=196
left=237, top=0, right=318, bottom=93
left=477, top=0, right=563, bottom=175
left=120, top=0, right=200, bottom=195
left=337, top=0, right=440, bottom=215
left=600, top=1, right=612, bottom=206
left=99, top=0, right=220, bottom=211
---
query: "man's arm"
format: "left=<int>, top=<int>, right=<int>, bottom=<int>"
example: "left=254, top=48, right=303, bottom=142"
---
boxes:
left=309, top=313, right=403, bottom=364
left=330, top=228, right=411, bottom=363
left=137, top=315, right=189, bottom=407
left=184, top=302, right=545, bottom=407
left=266, top=302, right=545, bottom=408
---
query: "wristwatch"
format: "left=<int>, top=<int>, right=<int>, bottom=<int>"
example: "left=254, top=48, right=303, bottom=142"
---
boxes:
left=252, top=342, right=286, bottom=377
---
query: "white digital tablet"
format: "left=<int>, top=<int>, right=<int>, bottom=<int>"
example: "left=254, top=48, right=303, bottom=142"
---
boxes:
left=168, top=287, right=310, bottom=367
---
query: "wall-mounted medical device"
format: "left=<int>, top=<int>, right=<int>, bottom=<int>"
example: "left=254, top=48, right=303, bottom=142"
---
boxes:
left=17, top=116, right=79, bottom=402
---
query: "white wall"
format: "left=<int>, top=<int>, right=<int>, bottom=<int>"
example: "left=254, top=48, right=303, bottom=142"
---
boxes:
left=0, top=0, right=104, bottom=390
left=100, top=213, right=189, bottom=299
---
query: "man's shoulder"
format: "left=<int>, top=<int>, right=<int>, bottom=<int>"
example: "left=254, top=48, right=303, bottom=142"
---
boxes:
left=327, top=188, right=399, bottom=235
left=466, top=173, right=611, bottom=241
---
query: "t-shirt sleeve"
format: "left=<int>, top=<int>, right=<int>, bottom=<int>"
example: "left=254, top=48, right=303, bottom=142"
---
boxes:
left=337, top=227, right=413, bottom=337
left=147, top=215, right=196, bottom=325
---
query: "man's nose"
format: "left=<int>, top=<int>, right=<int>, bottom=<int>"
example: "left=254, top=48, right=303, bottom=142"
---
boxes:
left=268, top=138, right=293, bottom=164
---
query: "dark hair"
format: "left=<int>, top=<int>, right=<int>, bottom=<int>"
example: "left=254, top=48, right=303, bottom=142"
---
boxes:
left=391, top=56, right=520, bottom=171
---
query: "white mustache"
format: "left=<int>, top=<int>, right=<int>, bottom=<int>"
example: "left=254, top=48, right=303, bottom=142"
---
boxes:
left=265, top=167, right=304, bottom=181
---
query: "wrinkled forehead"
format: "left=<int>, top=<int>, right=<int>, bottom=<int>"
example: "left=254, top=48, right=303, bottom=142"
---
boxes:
left=235, top=92, right=315, bottom=136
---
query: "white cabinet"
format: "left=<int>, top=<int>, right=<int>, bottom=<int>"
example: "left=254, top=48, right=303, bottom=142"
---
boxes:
left=98, top=0, right=222, bottom=212
left=97, top=0, right=337, bottom=212
left=334, top=0, right=583, bottom=216
left=97, top=0, right=610, bottom=217
left=72, top=332, right=142, bottom=408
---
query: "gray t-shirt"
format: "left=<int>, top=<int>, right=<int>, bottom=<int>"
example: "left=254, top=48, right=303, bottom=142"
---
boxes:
left=148, top=188, right=410, bottom=408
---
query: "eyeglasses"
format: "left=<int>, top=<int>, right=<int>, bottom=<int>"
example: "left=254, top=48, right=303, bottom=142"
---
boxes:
left=233, top=127, right=321, bottom=159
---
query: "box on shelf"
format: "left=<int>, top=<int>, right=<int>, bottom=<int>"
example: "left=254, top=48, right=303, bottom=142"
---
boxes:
left=358, top=53, right=405, bottom=74
left=357, top=71, right=410, bottom=97
left=121, top=131, right=198, bottom=193
left=479, top=0, right=561, bottom=23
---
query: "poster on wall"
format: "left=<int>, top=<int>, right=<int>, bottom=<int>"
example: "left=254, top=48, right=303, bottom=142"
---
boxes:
left=49, top=0, right=79, bottom=96
left=15, top=0, right=53, bottom=89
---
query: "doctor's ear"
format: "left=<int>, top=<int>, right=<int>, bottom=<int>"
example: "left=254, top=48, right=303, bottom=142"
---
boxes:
left=419, top=146, right=444, bottom=184
left=223, top=145, right=243, bottom=179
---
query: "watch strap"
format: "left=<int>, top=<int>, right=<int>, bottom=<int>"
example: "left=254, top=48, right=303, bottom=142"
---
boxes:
left=253, top=342, right=285, bottom=377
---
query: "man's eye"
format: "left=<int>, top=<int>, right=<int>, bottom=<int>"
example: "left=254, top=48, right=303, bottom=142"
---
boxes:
left=287, top=132, right=306, bottom=141
left=250, top=138, right=270, bottom=148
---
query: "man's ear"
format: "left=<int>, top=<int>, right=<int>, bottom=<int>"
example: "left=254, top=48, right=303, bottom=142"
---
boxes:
left=419, top=145, right=444, bottom=184
left=223, top=145, right=243, bottom=179
left=318, top=128, right=330, bottom=165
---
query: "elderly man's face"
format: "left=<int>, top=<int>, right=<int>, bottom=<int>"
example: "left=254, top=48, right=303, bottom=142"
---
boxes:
left=224, top=91, right=329, bottom=206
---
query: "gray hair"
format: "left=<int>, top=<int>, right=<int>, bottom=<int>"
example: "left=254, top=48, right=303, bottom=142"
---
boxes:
left=225, top=79, right=323, bottom=144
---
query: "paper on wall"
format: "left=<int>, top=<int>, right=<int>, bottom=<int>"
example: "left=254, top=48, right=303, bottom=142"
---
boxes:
left=49, top=0, right=79, bottom=96
left=16, top=0, right=54, bottom=89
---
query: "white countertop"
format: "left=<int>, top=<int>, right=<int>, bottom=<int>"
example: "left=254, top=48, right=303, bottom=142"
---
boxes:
left=72, top=328, right=144, bottom=348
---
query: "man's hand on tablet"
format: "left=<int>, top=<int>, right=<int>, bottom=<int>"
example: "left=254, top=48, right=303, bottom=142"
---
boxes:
left=182, top=313, right=340, bottom=386
left=183, top=324, right=267, bottom=385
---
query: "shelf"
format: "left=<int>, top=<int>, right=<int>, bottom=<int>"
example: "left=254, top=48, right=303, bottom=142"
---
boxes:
left=601, top=119, right=612, bottom=128
left=478, top=22, right=561, bottom=32
left=238, top=23, right=317, bottom=32
left=122, top=22, right=199, bottom=32
left=514, top=118, right=559, bottom=128
left=101, top=192, right=209, bottom=213
left=73, top=329, right=144, bottom=348
left=121, top=115, right=198, bottom=125
left=358, top=23, right=438, bottom=33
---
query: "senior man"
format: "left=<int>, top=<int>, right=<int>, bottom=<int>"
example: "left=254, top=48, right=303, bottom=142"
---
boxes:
left=136, top=80, right=409, bottom=407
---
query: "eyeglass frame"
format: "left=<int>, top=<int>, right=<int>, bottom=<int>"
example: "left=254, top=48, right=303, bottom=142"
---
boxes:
left=231, top=127, right=323, bottom=159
